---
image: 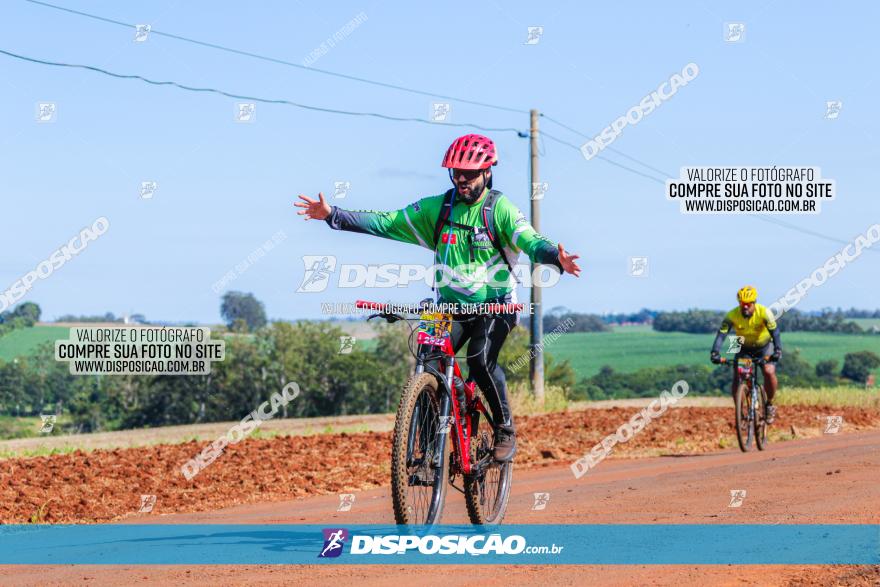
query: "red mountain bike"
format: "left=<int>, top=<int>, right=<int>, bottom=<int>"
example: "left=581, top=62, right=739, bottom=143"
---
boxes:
left=356, top=299, right=522, bottom=526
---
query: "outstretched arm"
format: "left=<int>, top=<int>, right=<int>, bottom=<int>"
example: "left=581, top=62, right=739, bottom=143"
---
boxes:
left=295, top=192, right=332, bottom=220
left=295, top=192, right=434, bottom=249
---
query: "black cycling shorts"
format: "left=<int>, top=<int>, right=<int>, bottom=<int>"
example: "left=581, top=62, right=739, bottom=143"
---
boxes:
left=738, top=341, right=774, bottom=359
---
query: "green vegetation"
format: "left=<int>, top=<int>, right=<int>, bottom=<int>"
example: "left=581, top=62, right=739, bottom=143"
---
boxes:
left=0, top=445, right=83, bottom=460
left=551, top=328, right=880, bottom=380
left=2, top=294, right=879, bottom=439
left=851, top=318, right=880, bottom=330
left=570, top=347, right=878, bottom=401
left=509, top=382, right=569, bottom=415
left=775, top=386, right=880, bottom=408
left=652, top=308, right=877, bottom=334
left=841, top=351, right=880, bottom=383
left=0, top=415, right=40, bottom=440
left=54, top=311, right=141, bottom=323
left=221, top=291, right=267, bottom=332
left=653, top=309, right=724, bottom=334
left=0, top=320, right=418, bottom=436
left=0, top=302, right=43, bottom=341
left=0, top=325, right=69, bottom=362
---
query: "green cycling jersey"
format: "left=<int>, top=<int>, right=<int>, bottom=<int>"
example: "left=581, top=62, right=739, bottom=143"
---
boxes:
left=324, top=187, right=562, bottom=304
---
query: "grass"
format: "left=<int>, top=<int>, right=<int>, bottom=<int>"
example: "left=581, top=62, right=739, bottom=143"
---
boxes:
left=509, top=383, right=569, bottom=415
left=0, top=415, right=40, bottom=440
left=851, top=318, right=880, bottom=330
left=0, top=414, right=73, bottom=441
left=0, top=325, right=69, bottom=362
left=549, top=327, right=880, bottom=379
left=775, top=386, right=880, bottom=408
left=0, top=445, right=84, bottom=459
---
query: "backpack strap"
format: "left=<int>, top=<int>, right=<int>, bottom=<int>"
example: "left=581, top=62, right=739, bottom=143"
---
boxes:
left=482, top=190, right=515, bottom=275
left=432, top=188, right=456, bottom=248
left=432, top=188, right=517, bottom=281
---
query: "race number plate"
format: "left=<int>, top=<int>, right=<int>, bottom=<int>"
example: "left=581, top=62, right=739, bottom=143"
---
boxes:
left=416, top=312, right=452, bottom=347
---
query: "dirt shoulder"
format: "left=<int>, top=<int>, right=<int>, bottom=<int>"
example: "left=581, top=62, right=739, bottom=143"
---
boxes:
left=1, top=398, right=730, bottom=457
left=1, top=404, right=877, bottom=524
left=2, top=428, right=879, bottom=586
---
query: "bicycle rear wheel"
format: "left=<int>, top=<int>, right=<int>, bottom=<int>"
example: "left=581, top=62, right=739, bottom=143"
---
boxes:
left=754, top=384, right=768, bottom=450
left=464, top=392, right=512, bottom=525
left=734, top=382, right=751, bottom=452
left=391, top=373, right=449, bottom=525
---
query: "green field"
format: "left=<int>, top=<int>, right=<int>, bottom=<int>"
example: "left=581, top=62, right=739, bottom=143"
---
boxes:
left=0, top=325, right=69, bottom=362
left=551, top=326, right=880, bottom=380
left=3, top=325, right=879, bottom=382
left=852, top=318, right=880, bottom=330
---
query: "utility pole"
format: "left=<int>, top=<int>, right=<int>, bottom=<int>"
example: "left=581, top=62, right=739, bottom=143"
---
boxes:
left=529, top=109, right=545, bottom=404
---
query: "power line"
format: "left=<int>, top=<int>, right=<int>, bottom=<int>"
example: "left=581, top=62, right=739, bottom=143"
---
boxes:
left=23, top=0, right=530, bottom=115
left=541, top=131, right=669, bottom=184
left=0, top=48, right=525, bottom=134
left=541, top=113, right=672, bottom=179
left=539, top=129, right=876, bottom=255
left=754, top=215, right=877, bottom=252
left=14, top=3, right=873, bottom=254
left=21, top=0, right=679, bottom=186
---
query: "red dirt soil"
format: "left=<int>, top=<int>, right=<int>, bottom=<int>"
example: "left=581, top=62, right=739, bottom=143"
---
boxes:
left=2, top=405, right=877, bottom=524
left=2, top=427, right=879, bottom=586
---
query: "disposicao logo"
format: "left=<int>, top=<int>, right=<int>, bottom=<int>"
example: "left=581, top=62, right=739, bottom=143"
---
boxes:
left=319, top=528, right=349, bottom=558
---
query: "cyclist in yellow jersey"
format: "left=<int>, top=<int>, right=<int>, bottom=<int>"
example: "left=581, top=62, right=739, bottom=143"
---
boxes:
left=710, top=286, right=783, bottom=423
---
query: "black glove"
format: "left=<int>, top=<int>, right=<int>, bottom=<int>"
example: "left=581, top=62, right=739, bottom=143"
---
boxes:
left=771, top=349, right=782, bottom=362
left=710, top=350, right=721, bottom=364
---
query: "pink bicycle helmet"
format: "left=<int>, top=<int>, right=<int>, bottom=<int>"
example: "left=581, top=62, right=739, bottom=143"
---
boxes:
left=441, top=134, right=498, bottom=170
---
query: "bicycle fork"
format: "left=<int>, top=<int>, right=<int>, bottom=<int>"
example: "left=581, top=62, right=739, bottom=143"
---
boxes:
left=748, top=380, right=758, bottom=444
left=432, top=360, right=454, bottom=470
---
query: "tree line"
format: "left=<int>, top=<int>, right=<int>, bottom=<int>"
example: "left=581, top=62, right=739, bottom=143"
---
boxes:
left=652, top=308, right=877, bottom=334
left=0, top=302, right=41, bottom=336
left=0, top=318, right=580, bottom=436
left=573, top=349, right=880, bottom=400
left=0, top=320, right=414, bottom=433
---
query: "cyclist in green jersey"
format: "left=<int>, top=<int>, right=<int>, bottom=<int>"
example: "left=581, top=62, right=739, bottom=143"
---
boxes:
left=295, top=134, right=581, bottom=461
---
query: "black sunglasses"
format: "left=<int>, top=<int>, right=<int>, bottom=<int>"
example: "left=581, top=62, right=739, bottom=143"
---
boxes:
left=451, top=168, right=484, bottom=181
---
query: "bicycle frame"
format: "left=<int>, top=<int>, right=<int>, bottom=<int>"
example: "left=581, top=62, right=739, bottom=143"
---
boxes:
left=722, top=354, right=769, bottom=402
left=414, top=325, right=493, bottom=478
left=735, top=357, right=760, bottom=430
left=356, top=299, right=519, bottom=479
left=721, top=353, right=773, bottom=450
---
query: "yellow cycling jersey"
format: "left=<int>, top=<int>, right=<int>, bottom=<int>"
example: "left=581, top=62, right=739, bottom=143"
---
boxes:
left=718, top=303, right=777, bottom=348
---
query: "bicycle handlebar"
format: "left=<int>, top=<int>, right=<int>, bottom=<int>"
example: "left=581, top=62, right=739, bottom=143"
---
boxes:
left=355, top=300, right=390, bottom=311
left=715, top=355, right=777, bottom=366
left=355, top=299, right=524, bottom=315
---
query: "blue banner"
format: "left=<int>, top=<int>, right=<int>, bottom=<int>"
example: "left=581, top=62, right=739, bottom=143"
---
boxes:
left=0, top=524, right=876, bottom=565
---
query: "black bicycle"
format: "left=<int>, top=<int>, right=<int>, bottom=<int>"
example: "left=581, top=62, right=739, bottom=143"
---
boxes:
left=715, top=354, right=776, bottom=452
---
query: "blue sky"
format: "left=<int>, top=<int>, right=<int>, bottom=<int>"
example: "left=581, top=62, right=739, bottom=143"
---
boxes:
left=2, top=0, right=878, bottom=322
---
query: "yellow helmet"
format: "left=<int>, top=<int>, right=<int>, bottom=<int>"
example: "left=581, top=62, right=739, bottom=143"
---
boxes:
left=737, top=285, right=758, bottom=303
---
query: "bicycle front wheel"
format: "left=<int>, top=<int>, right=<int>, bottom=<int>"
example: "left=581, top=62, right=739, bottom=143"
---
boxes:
left=391, top=373, right=449, bottom=525
left=754, top=384, right=768, bottom=450
left=734, top=382, right=751, bottom=452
